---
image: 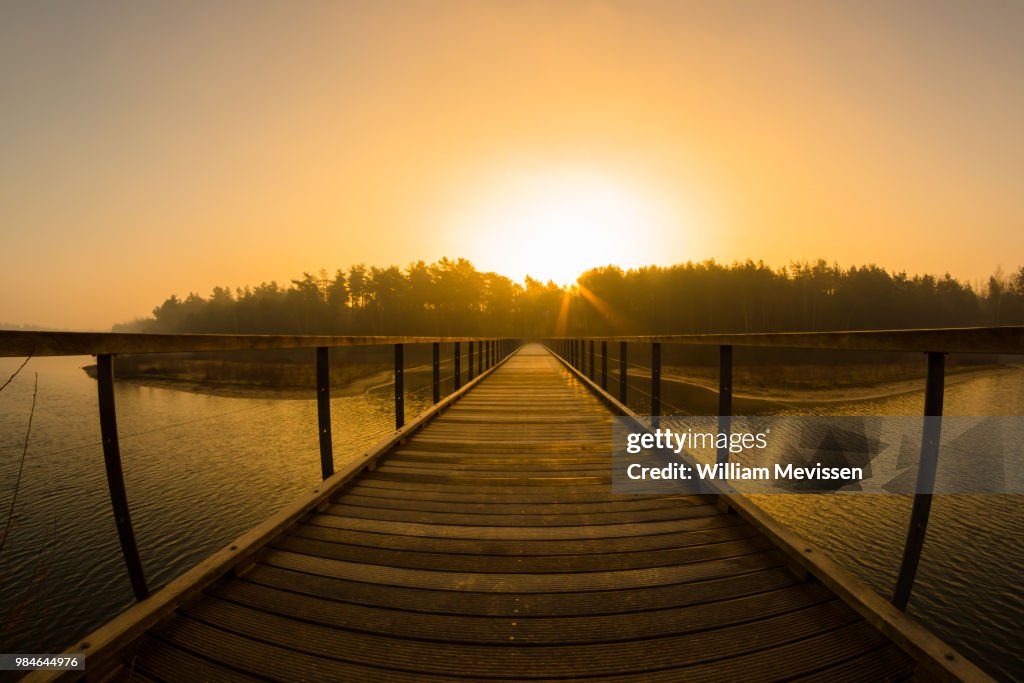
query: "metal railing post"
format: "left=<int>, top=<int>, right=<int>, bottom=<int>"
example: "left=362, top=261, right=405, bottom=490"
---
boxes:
left=892, top=351, right=945, bottom=610
left=454, top=341, right=461, bottom=390
left=96, top=353, right=149, bottom=601
left=394, top=343, right=404, bottom=429
left=619, top=341, right=627, bottom=404
left=316, top=347, right=334, bottom=478
left=717, top=345, right=732, bottom=466
left=651, top=342, right=661, bottom=416
left=432, top=342, right=440, bottom=403
left=600, top=340, right=608, bottom=390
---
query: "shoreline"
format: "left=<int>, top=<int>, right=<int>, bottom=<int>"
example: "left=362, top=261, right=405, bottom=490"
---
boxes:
left=661, top=363, right=1020, bottom=404
left=82, top=366, right=403, bottom=400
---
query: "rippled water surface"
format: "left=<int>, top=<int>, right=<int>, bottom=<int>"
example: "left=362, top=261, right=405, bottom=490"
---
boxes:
left=752, top=368, right=1024, bottom=682
left=0, top=356, right=1021, bottom=681
left=0, top=356, right=431, bottom=657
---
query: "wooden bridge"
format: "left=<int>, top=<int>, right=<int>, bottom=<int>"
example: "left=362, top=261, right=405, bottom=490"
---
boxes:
left=3, top=330, right=1018, bottom=682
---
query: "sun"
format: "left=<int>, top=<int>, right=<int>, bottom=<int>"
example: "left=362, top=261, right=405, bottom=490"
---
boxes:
left=454, top=166, right=678, bottom=285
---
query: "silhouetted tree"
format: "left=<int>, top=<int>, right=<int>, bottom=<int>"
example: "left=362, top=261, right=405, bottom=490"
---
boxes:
left=124, top=258, right=1019, bottom=337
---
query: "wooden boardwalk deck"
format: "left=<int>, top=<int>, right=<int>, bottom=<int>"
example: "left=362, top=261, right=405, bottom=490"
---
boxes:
left=103, top=344, right=929, bottom=681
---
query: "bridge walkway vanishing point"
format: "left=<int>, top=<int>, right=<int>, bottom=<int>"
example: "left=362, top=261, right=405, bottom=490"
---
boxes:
left=40, top=343, right=990, bottom=682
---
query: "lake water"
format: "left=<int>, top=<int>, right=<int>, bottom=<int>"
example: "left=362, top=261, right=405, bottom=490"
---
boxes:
left=0, top=355, right=1021, bottom=681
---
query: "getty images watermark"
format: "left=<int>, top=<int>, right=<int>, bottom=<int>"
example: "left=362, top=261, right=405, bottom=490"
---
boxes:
left=611, top=415, right=1024, bottom=495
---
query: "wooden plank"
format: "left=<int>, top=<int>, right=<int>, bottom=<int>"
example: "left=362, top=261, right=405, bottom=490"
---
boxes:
left=268, top=535, right=777, bottom=573
left=260, top=548, right=789, bottom=591
left=205, top=580, right=835, bottom=644
left=302, top=510, right=732, bottom=539
left=358, top=473, right=616, bottom=489
left=318, top=501, right=725, bottom=526
left=330, top=491, right=715, bottom=513
left=789, top=644, right=917, bottom=682
left=289, top=517, right=752, bottom=555
left=122, top=635, right=263, bottom=682
left=341, top=481, right=683, bottom=503
left=166, top=600, right=865, bottom=677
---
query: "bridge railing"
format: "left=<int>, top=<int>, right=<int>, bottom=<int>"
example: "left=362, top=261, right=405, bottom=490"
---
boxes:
left=545, top=326, right=1024, bottom=611
left=0, top=331, right=519, bottom=602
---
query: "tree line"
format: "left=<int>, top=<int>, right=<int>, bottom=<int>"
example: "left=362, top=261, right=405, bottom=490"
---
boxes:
left=115, top=257, right=1024, bottom=337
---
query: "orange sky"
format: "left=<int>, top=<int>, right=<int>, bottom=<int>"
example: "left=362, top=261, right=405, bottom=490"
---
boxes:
left=2, top=1, right=1022, bottom=329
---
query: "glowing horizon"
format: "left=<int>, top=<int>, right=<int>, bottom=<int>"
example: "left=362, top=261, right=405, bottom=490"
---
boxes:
left=452, top=165, right=697, bottom=286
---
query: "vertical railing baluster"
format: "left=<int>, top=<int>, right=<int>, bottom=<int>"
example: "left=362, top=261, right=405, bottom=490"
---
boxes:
left=316, top=347, right=334, bottom=478
left=394, top=343, right=404, bottom=429
left=96, top=354, right=149, bottom=601
left=468, top=341, right=475, bottom=381
left=892, top=351, right=946, bottom=610
left=454, top=341, right=462, bottom=390
left=588, top=340, right=595, bottom=379
left=478, top=339, right=483, bottom=375
left=651, top=342, right=661, bottom=417
left=600, top=340, right=608, bottom=390
left=717, top=345, right=733, bottom=466
left=432, top=342, right=440, bottom=404
left=619, top=341, right=627, bottom=404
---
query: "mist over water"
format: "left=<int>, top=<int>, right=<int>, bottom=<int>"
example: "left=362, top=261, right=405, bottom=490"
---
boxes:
left=0, top=356, right=1021, bottom=681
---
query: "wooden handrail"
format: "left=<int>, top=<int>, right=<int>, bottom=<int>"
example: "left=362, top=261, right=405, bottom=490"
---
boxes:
left=548, top=325, right=1024, bottom=354
left=0, top=331, right=515, bottom=357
